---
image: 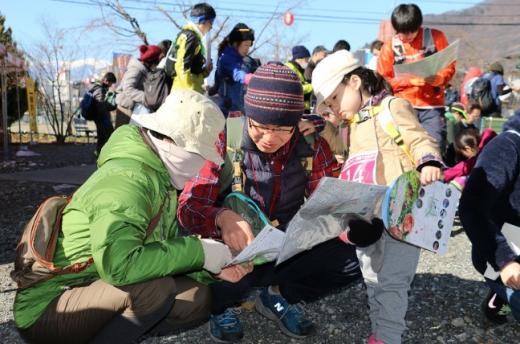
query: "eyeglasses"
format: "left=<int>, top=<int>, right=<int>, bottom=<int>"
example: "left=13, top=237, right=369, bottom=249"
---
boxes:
left=248, top=118, right=295, bottom=135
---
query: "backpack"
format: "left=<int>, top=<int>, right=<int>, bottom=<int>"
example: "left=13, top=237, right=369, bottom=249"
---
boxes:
left=143, top=67, right=170, bottom=112
left=105, top=90, right=117, bottom=111
left=469, top=75, right=497, bottom=115
left=218, top=116, right=315, bottom=196
left=11, top=194, right=165, bottom=290
left=79, top=88, right=96, bottom=120
left=10, top=196, right=93, bottom=290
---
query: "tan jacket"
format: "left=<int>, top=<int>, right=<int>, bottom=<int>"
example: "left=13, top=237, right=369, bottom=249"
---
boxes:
left=321, top=96, right=441, bottom=186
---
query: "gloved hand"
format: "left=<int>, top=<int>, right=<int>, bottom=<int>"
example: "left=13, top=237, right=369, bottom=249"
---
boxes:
left=200, top=239, right=233, bottom=274
left=425, top=75, right=445, bottom=87
left=347, top=218, right=385, bottom=247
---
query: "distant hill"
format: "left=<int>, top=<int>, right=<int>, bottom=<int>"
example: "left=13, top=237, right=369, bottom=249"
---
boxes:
left=424, top=0, right=520, bottom=75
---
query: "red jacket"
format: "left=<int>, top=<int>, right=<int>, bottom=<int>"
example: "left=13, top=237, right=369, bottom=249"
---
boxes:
left=377, top=27, right=456, bottom=108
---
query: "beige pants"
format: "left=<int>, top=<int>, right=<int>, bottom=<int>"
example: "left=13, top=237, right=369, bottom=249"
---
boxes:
left=20, top=276, right=210, bottom=344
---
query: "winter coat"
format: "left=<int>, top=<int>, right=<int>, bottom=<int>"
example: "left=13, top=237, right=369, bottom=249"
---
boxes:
left=91, top=82, right=115, bottom=124
left=320, top=96, right=441, bottom=186
left=377, top=27, right=456, bottom=108
left=444, top=128, right=497, bottom=184
left=172, top=23, right=209, bottom=94
left=14, top=125, right=209, bottom=330
left=285, top=61, right=313, bottom=112
left=115, top=58, right=148, bottom=110
left=459, top=111, right=520, bottom=275
left=216, top=46, right=247, bottom=116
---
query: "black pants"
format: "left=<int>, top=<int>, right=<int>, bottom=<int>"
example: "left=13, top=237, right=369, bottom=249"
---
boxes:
left=94, top=117, right=114, bottom=153
left=211, top=238, right=361, bottom=314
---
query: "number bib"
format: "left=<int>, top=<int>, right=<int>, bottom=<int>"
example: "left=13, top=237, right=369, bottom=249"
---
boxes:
left=339, top=150, right=378, bottom=184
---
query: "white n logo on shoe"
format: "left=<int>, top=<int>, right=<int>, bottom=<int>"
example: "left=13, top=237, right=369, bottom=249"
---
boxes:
left=274, top=302, right=284, bottom=313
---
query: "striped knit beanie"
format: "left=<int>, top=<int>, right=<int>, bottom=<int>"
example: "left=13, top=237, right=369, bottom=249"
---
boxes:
left=244, top=63, right=304, bottom=126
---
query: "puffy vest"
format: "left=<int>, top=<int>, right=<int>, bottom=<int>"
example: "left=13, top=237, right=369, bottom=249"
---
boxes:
left=240, top=129, right=314, bottom=229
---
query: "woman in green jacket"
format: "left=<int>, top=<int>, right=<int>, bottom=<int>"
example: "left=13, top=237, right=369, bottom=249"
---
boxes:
left=14, top=90, right=250, bottom=343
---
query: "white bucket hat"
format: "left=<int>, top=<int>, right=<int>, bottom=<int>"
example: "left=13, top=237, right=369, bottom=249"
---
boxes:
left=312, top=50, right=361, bottom=113
left=133, top=89, right=225, bottom=165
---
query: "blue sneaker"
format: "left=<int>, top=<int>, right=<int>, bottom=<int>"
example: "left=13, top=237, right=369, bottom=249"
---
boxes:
left=208, top=308, right=244, bottom=343
left=255, top=287, right=315, bottom=338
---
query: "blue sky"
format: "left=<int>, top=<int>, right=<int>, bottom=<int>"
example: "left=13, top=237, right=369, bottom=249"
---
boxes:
left=2, top=0, right=483, bottom=63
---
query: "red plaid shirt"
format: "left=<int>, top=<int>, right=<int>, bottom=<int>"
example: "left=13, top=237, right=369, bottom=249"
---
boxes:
left=177, top=131, right=335, bottom=238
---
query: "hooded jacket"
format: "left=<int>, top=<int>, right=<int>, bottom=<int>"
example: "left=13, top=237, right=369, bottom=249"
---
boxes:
left=14, top=125, right=209, bottom=329
left=460, top=111, right=520, bottom=275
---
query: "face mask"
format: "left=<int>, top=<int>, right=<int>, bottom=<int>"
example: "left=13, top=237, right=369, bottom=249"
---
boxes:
left=300, top=62, right=308, bottom=69
left=147, top=131, right=205, bottom=190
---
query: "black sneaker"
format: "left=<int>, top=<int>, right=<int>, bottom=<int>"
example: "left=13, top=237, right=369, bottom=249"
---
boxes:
left=481, top=289, right=510, bottom=325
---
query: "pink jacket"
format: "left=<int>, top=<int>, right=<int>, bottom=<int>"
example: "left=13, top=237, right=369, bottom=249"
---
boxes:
left=444, top=128, right=497, bottom=185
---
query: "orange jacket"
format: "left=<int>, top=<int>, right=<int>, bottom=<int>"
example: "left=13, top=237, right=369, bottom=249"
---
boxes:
left=377, top=27, right=456, bottom=108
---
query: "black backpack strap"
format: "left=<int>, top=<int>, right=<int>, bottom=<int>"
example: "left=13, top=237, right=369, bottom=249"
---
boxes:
left=423, top=27, right=437, bottom=57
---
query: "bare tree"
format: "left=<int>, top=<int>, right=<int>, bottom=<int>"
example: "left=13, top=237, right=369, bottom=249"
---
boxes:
left=88, top=0, right=149, bottom=44
left=27, top=21, right=81, bottom=143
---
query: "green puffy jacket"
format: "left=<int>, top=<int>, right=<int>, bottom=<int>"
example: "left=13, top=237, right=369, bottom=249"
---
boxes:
left=14, top=125, right=210, bottom=329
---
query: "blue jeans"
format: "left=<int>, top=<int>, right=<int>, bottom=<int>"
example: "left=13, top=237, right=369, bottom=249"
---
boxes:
left=486, top=279, right=520, bottom=321
left=415, top=107, right=446, bottom=153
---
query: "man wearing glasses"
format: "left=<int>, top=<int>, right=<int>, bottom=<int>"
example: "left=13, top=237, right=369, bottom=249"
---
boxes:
left=178, top=63, right=362, bottom=343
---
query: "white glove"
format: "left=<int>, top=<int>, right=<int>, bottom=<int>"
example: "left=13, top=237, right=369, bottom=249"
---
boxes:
left=200, top=239, right=232, bottom=274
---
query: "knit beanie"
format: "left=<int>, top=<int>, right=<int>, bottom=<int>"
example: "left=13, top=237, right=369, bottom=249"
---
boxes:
left=139, top=45, right=162, bottom=63
left=488, top=61, right=504, bottom=75
left=244, top=63, right=304, bottom=126
left=292, top=45, right=311, bottom=60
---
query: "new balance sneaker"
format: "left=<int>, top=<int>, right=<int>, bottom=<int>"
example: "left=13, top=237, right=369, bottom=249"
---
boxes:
left=255, top=287, right=315, bottom=338
left=208, top=308, right=243, bottom=343
left=481, top=289, right=510, bottom=325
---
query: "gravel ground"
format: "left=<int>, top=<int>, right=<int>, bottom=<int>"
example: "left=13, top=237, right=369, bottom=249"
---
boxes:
left=1, top=145, right=520, bottom=343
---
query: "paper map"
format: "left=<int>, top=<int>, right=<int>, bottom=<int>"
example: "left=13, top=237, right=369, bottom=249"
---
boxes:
left=394, top=40, right=459, bottom=79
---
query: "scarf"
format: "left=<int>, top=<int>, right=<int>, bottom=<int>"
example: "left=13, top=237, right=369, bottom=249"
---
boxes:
left=147, top=131, right=205, bottom=190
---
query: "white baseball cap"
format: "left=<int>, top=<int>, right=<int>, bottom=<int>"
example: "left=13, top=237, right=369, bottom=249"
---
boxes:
left=312, top=50, right=361, bottom=113
left=133, top=89, right=225, bottom=165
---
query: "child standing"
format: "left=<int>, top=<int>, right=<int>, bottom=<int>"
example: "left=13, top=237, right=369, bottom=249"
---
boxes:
left=312, top=50, right=443, bottom=344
